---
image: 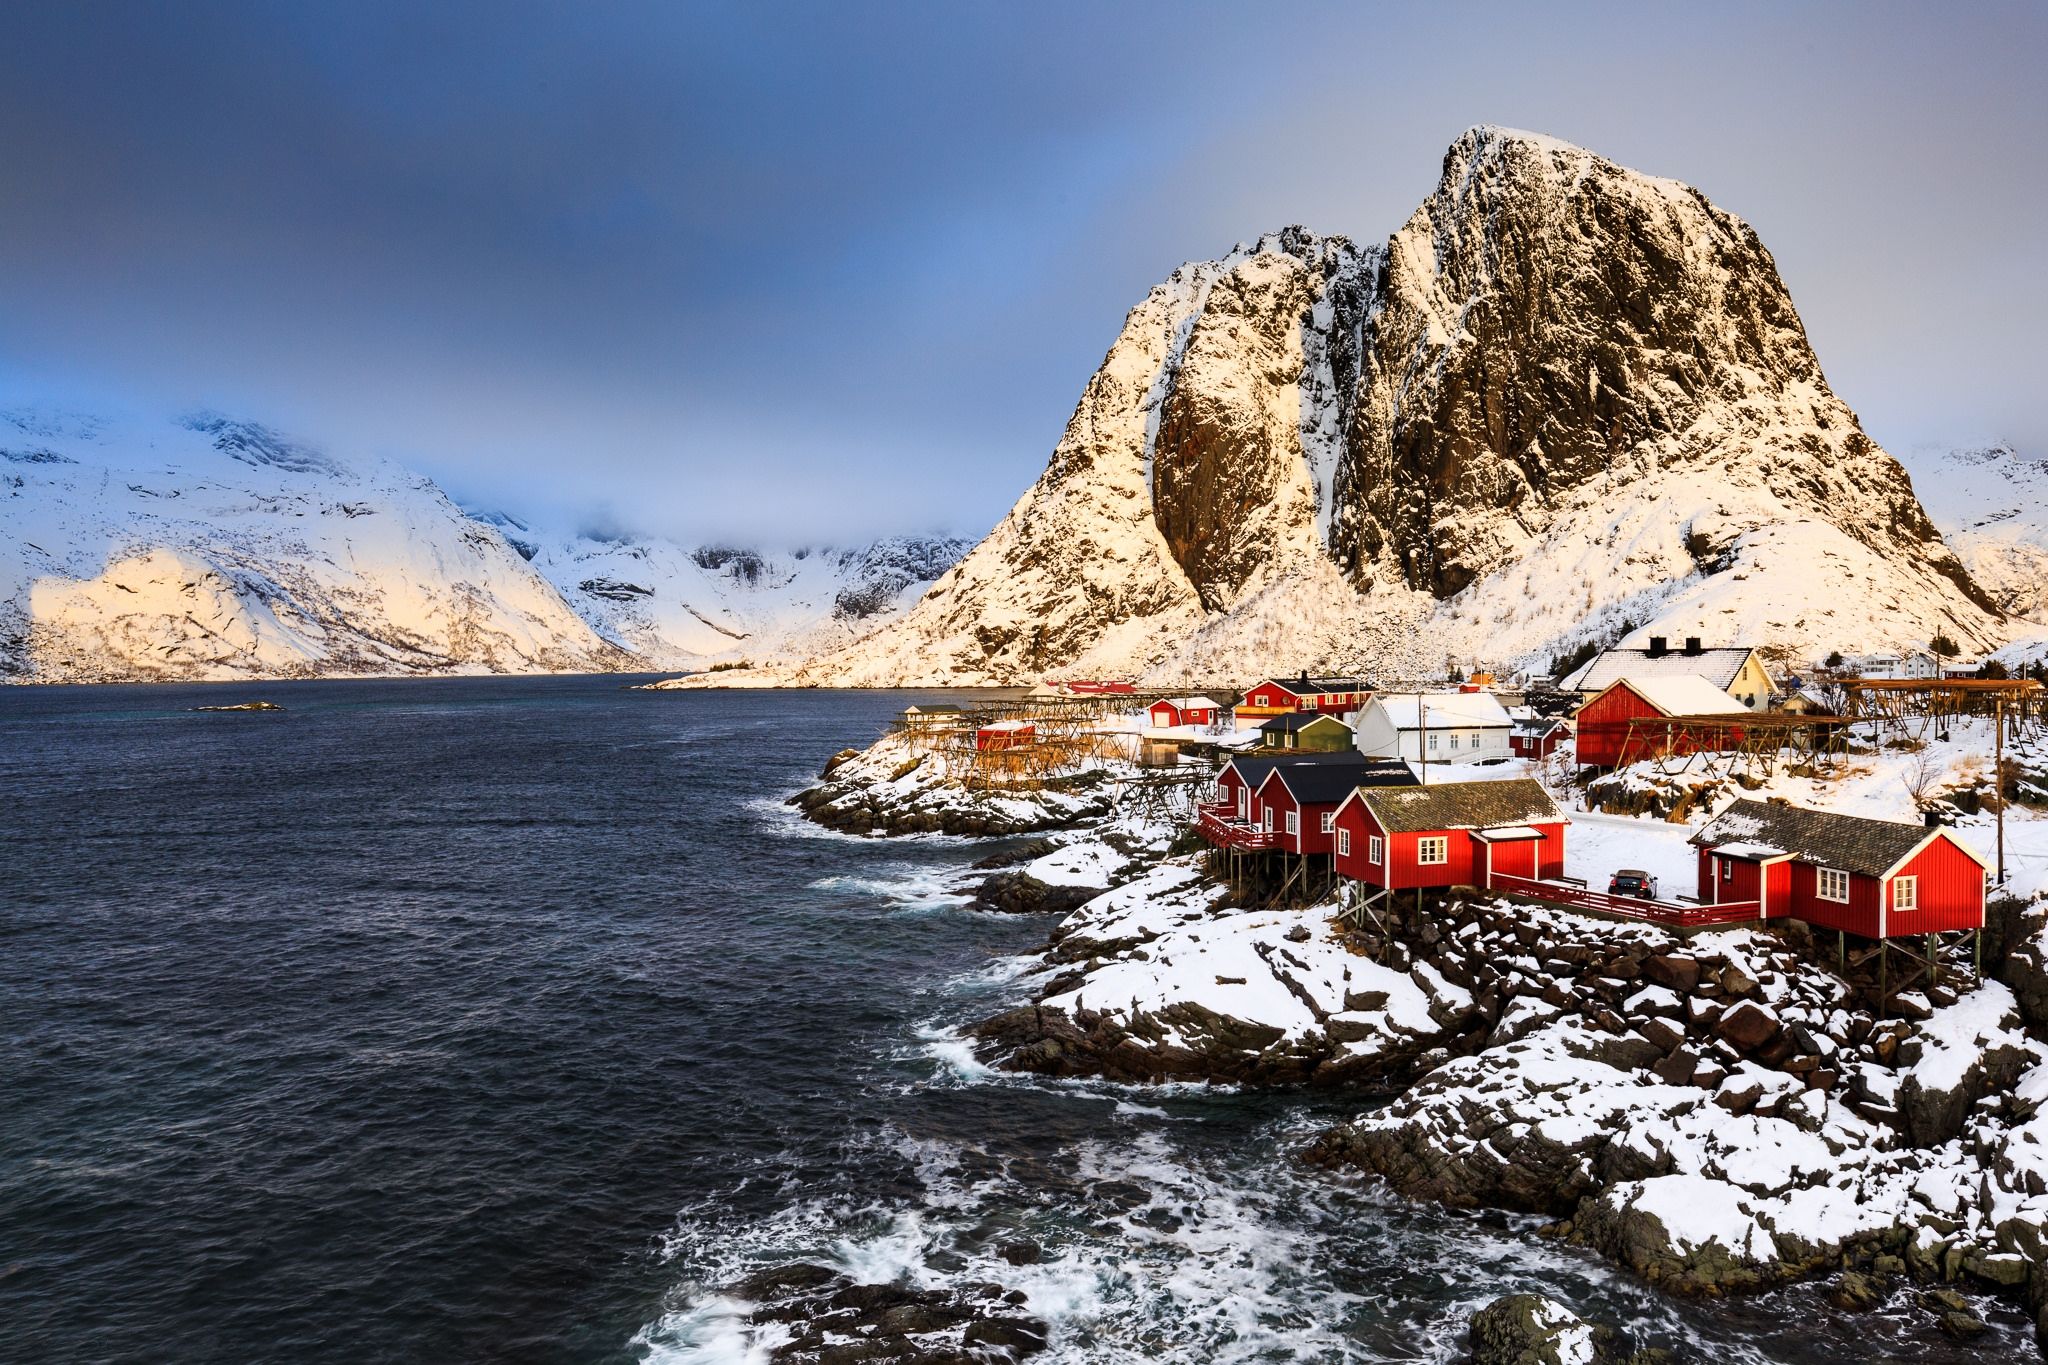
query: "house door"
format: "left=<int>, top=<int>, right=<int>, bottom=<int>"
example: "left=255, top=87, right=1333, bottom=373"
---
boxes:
left=1236, top=787, right=1248, bottom=820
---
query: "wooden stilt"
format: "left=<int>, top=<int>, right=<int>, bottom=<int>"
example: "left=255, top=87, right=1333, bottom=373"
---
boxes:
left=1928, top=932, right=1938, bottom=989
left=1837, top=929, right=1845, bottom=971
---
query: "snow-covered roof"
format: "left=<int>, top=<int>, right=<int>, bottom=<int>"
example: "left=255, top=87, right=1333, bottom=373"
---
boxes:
left=1561, top=646, right=1758, bottom=693
left=1604, top=675, right=1750, bottom=718
left=1152, top=695, right=1220, bottom=710
left=1259, top=711, right=1353, bottom=734
left=979, top=719, right=1034, bottom=732
left=1367, top=692, right=1512, bottom=731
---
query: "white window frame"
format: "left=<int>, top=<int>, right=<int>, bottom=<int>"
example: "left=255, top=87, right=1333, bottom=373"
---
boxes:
left=1319, top=812, right=1334, bottom=834
left=1368, top=834, right=1384, bottom=864
left=1336, top=829, right=1351, bottom=857
left=1417, top=835, right=1448, bottom=866
left=1893, top=875, right=1918, bottom=912
left=1263, top=806, right=1275, bottom=832
left=1427, top=733, right=1440, bottom=752
left=1817, top=867, right=1850, bottom=903
left=1236, top=787, right=1248, bottom=819
left=1285, top=810, right=1299, bottom=836
left=1449, top=733, right=1460, bottom=750
left=1722, top=859, right=1734, bottom=882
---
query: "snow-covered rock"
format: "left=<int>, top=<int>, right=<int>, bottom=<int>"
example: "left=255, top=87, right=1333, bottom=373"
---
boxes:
left=792, top=127, right=2006, bottom=686
left=788, top=732, right=1117, bottom=838
left=487, top=519, right=969, bottom=671
left=1892, top=442, right=2048, bottom=623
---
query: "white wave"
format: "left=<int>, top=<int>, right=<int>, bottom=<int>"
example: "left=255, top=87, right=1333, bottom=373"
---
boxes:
left=630, top=1296, right=792, bottom=1365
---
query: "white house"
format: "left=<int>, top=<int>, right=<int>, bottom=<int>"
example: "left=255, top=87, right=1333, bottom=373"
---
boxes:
left=1353, top=691, right=1515, bottom=764
left=1848, top=650, right=1940, bottom=680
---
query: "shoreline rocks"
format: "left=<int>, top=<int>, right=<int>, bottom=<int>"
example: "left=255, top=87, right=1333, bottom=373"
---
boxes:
left=790, top=735, right=1115, bottom=838
left=722, top=1262, right=1048, bottom=1362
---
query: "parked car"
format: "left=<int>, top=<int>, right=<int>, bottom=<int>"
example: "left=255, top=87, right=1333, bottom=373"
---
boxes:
left=1609, top=868, right=1658, bottom=899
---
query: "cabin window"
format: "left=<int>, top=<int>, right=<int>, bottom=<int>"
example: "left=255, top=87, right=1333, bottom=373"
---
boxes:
left=1285, top=811, right=1299, bottom=836
left=1417, top=836, right=1448, bottom=865
left=1319, top=812, right=1334, bottom=834
left=1336, top=829, right=1351, bottom=856
left=1722, top=860, right=1733, bottom=882
left=1427, top=734, right=1440, bottom=752
left=1817, top=867, right=1850, bottom=903
left=1449, top=734, right=1460, bottom=750
left=1893, top=876, right=1918, bottom=912
left=1369, top=835, right=1384, bottom=864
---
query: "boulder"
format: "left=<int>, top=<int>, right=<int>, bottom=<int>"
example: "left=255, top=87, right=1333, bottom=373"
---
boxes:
left=1468, top=1293, right=1629, bottom=1365
left=1713, top=1002, right=1781, bottom=1053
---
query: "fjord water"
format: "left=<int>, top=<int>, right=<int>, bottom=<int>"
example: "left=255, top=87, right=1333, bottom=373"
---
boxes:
left=1, top=678, right=2025, bottom=1363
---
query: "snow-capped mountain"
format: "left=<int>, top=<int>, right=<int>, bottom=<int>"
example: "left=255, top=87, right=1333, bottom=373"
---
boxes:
left=0, top=408, right=635, bottom=682
left=790, top=127, right=2008, bottom=686
left=477, top=517, right=970, bottom=670
left=1891, top=443, right=2048, bottom=623
left=0, top=407, right=968, bottom=682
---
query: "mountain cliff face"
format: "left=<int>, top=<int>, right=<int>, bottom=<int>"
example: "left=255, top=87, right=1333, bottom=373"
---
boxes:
left=1890, top=443, right=2048, bottom=625
left=798, top=128, right=2006, bottom=686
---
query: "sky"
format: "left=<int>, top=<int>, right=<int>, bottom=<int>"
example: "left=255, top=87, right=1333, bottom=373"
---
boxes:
left=1, top=1, right=2042, bottom=544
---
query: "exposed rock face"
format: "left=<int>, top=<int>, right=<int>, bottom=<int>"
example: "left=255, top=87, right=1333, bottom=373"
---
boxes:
left=788, top=735, right=1114, bottom=838
left=797, top=127, right=2006, bottom=687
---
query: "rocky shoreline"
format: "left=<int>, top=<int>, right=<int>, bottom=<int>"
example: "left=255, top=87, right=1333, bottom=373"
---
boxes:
left=788, top=736, right=1117, bottom=838
left=795, top=734, right=2048, bottom=1354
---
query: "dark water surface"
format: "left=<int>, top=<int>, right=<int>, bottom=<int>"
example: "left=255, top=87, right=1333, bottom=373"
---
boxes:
left=1, top=677, right=2029, bottom=1363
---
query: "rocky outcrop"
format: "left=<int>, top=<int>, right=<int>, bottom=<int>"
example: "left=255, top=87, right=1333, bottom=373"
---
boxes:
left=722, top=1262, right=1048, bottom=1362
left=789, top=736, right=1115, bottom=838
left=1468, top=1293, right=1666, bottom=1365
left=794, top=127, right=2005, bottom=687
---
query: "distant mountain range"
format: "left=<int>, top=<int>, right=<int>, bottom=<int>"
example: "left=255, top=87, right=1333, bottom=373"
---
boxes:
left=783, top=127, right=2019, bottom=686
left=0, top=408, right=964, bottom=682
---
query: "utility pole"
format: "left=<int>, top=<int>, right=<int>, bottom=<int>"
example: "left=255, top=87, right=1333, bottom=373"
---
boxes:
left=1418, top=694, right=1429, bottom=786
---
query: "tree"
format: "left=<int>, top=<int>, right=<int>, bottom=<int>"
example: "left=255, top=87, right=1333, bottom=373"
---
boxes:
left=1982, top=660, right=2011, bottom=681
left=1930, top=631, right=1960, bottom=658
left=1824, top=649, right=1844, bottom=670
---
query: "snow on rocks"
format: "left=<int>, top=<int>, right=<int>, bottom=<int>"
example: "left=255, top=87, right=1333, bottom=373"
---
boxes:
left=788, top=732, right=1115, bottom=838
left=1467, top=1291, right=1657, bottom=1365
left=972, top=861, right=1474, bottom=1087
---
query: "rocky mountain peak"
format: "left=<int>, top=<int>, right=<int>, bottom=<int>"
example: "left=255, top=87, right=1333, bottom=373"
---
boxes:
left=792, top=131, right=2008, bottom=686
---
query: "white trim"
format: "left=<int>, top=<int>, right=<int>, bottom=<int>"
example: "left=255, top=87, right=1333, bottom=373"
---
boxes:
left=1285, top=810, right=1299, bottom=836
left=1368, top=834, right=1383, bottom=864
left=1879, top=827, right=1992, bottom=877
left=1816, top=867, right=1850, bottom=903
left=1892, top=875, right=1918, bottom=913
left=1336, top=829, right=1351, bottom=857
left=1416, top=835, right=1448, bottom=866
left=1319, top=811, right=1334, bottom=834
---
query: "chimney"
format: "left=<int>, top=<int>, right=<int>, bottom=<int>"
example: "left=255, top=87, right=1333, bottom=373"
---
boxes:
left=1683, top=637, right=1703, bottom=656
left=1647, top=636, right=1668, bottom=658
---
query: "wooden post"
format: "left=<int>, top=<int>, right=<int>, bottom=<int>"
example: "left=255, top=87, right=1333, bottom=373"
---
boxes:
left=1996, top=696, right=2007, bottom=887
left=1837, top=929, right=1845, bottom=971
left=1879, top=941, right=1888, bottom=1015
left=1928, top=932, right=1938, bottom=989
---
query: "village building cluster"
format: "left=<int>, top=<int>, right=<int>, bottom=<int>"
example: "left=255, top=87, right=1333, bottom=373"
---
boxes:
left=899, top=636, right=2043, bottom=999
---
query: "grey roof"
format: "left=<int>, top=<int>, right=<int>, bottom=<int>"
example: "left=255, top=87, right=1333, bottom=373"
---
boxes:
left=1259, top=711, right=1354, bottom=735
left=1222, top=750, right=1372, bottom=789
left=1356, top=778, right=1564, bottom=834
left=1561, top=646, right=1758, bottom=693
left=1690, top=799, right=1960, bottom=878
left=1263, top=759, right=1416, bottom=804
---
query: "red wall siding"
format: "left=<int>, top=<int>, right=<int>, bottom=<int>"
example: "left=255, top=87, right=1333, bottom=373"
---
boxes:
left=1489, top=839, right=1538, bottom=879
left=1786, top=861, right=1883, bottom=938
left=1332, top=802, right=1388, bottom=884
left=1889, top=836, right=1987, bottom=933
left=1575, top=683, right=1742, bottom=767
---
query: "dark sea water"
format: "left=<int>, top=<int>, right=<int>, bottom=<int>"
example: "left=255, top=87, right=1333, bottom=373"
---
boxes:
left=1, top=676, right=2029, bottom=1363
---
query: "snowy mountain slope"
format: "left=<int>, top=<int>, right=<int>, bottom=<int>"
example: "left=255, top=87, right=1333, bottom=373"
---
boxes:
left=1891, top=443, right=2048, bottom=622
left=791, top=127, right=2007, bottom=686
left=482, top=519, right=970, bottom=670
left=0, top=408, right=634, bottom=682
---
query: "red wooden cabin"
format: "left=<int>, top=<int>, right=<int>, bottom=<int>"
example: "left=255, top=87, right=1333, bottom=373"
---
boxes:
left=1252, top=759, right=1416, bottom=856
left=1234, top=673, right=1372, bottom=721
left=1509, top=716, right=1571, bottom=759
left=1574, top=676, right=1746, bottom=768
left=1332, top=778, right=1566, bottom=890
left=1690, top=799, right=1987, bottom=937
left=975, top=720, right=1035, bottom=751
left=1210, top=752, right=1365, bottom=827
left=1147, top=695, right=1220, bottom=728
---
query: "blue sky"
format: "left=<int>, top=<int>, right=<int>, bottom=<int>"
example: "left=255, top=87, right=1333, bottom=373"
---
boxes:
left=1, top=2, right=2041, bottom=543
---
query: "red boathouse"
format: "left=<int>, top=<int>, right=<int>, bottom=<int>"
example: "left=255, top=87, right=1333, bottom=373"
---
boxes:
left=1147, top=695, right=1221, bottom=728
left=975, top=720, right=1035, bottom=751
left=1252, top=759, right=1416, bottom=856
left=1332, top=778, right=1566, bottom=890
left=1690, top=800, right=1987, bottom=937
left=1574, top=676, right=1747, bottom=768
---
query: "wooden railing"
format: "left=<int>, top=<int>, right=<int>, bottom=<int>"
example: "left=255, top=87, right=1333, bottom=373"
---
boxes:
left=1487, top=873, right=1761, bottom=928
left=1195, top=807, right=1278, bottom=851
